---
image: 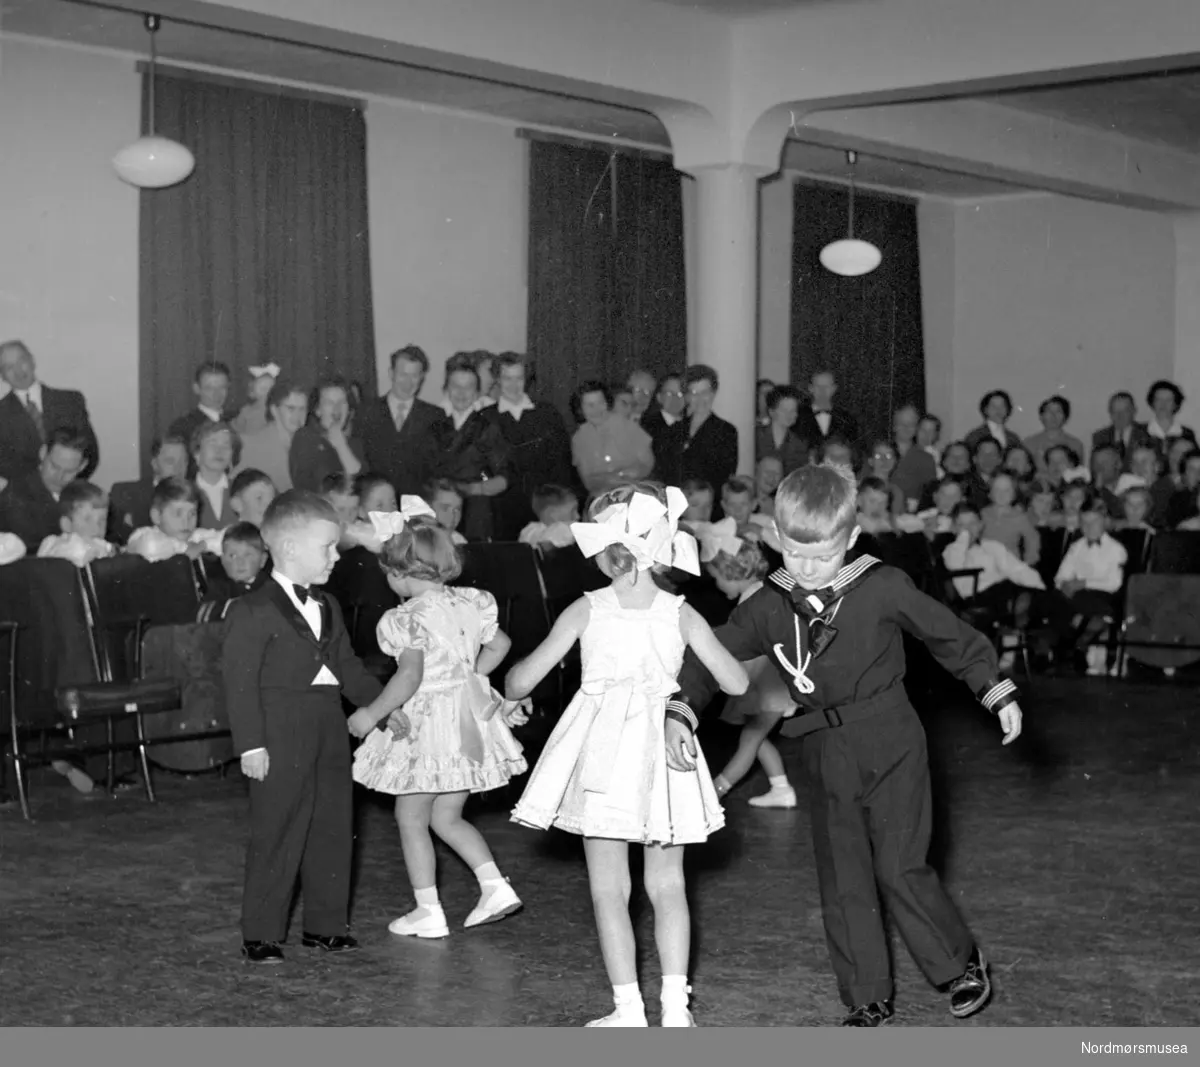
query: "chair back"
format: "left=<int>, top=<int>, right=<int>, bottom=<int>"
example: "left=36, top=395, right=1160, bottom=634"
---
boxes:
left=1148, top=530, right=1200, bottom=574
left=1121, top=573, right=1200, bottom=669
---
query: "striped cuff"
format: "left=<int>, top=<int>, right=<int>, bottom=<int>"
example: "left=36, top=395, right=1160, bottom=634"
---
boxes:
left=665, top=700, right=698, bottom=733
left=979, top=678, right=1018, bottom=714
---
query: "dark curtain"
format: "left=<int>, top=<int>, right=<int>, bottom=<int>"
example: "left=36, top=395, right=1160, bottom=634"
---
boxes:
left=139, top=72, right=375, bottom=469
left=526, top=139, right=687, bottom=422
left=791, top=182, right=925, bottom=451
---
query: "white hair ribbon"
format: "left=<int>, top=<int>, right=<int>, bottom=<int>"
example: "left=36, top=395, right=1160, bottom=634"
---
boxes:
left=692, top=517, right=744, bottom=563
left=248, top=363, right=281, bottom=379
left=369, top=496, right=437, bottom=539
left=570, top=486, right=700, bottom=576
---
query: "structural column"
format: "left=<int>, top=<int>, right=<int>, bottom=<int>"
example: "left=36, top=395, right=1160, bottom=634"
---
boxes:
left=682, top=162, right=772, bottom=478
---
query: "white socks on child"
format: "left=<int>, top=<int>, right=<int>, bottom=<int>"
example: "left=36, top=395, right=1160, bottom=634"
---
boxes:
left=585, top=978, right=695, bottom=1027
left=586, top=982, right=648, bottom=1027
left=660, top=975, right=695, bottom=1027
left=748, top=775, right=798, bottom=809
left=464, top=862, right=523, bottom=929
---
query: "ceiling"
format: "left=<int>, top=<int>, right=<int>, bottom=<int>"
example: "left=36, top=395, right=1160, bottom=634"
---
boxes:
left=648, top=0, right=808, bottom=11
left=989, top=72, right=1200, bottom=154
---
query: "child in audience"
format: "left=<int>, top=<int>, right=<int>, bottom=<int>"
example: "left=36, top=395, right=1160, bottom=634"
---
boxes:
left=1060, top=481, right=1088, bottom=536
left=981, top=472, right=1040, bottom=565
left=703, top=535, right=797, bottom=809
left=855, top=476, right=894, bottom=535
left=821, top=437, right=854, bottom=469
left=681, top=478, right=714, bottom=525
left=518, top=484, right=579, bottom=548
left=229, top=469, right=277, bottom=528
left=1117, top=487, right=1155, bottom=532
left=340, top=473, right=399, bottom=552
left=943, top=502, right=1045, bottom=632
left=37, top=481, right=116, bottom=568
left=321, top=473, right=360, bottom=526
left=348, top=514, right=529, bottom=939
left=424, top=478, right=469, bottom=545
left=1052, top=496, right=1127, bottom=674
left=922, top=477, right=963, bottom=538
left=126, top=478, right=210, bottom=562
left=223, top=491, right=385, bottom=964
left=197, top=522, right=270, bottom=622
left=1027, top=479, right=1061, bottom=529
left=754, top=456, right=784, bottom=518
left=720, top=476, right=760, bottom=539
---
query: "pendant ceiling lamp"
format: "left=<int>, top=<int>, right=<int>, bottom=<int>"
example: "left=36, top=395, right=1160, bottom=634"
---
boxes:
left=819, top=151, right=881, bottom=277
left=112, top=14, right=195, bottom=189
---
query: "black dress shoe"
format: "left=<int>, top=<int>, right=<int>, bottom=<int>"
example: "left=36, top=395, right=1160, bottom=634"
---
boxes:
left=842, top=1001, right=894, bottom=1027
left=242, top=940, right=284, bottom=964
left=301, top=932, right=359, bottom=952
left=948, top=947, right=991, bottom=1018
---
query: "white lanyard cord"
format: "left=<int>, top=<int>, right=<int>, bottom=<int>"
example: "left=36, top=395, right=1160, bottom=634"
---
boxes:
left=773, top=597, right=842, bottom=696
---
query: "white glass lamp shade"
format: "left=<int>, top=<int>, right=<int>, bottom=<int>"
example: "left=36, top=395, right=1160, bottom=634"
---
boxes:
left=819, top=237, right=882, bottom=277
left=112, top=136, right=195, bottom=189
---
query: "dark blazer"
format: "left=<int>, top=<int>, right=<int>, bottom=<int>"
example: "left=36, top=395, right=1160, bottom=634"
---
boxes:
left=357, top=396, right=447, bottom=497
left=196, top=480, right=237, bottom=530
left=681, top=414, right=739, bottom=504
left=1091, top=422, right=1152, bottom=467
left=755, top=423, right=811, bottom=476
left=221, top=579, right=382, bottom=756
left=794, top=406, right=861, bottom=455
left=0, top=472, right=62, bottom=552
left=108, top=477, right=156, bottom=544
left=493, top=401, right=573, bottom=540
left=0, top=386, right=99, bottom=482
left=641, top=409, right=687, bottom=486
left=891, top=446, right=939, bottom=505
left=435, top=408, right=511, bottom=541
left=962, top=423, right=1022, bottom=456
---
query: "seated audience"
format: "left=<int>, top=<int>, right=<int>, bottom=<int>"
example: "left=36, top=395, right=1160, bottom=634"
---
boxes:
left=126, top=477, right=209, bottom=562
left=891, top=404, right=938, bottom=507
left=289, top=377, right=363, bottom=493
left=1092, top=390, right=1151, bottom=470
left=719, top=476, right=760, bottom=538
left=963, top=389, right=1021, bottom=454
left=680, top=366, right=739, bottom=515
left=922, top=477, right=964, bottom=541
left=236, top=379, right=309, bottom=493
left=1023, top=395, right=1085, bottom=472
left=626, top=368, right=658, bottom=426
left=641, top=372, right=687, bottom=485
left=861, top=439, right=907, bottom=514
left=1089, top=444, right=1123, bottom=516
left=0, top=428, right=88, bottom=551
left=36, top=480, right=115, bottom=568
left=981, top=472, right=1040, bottom=565
left=169, top=361, right=236, bottom=447
left=197, top=521, right=270, bottom=622
left=423, top=477, right=468, bottom=545
left=1115, top=444, right=1174, bottom=527
left=229, top=468, right=278, bottom=529
left=753, top=455, right=784, bottom=519
left=820, top=436, right=855, bottom=470
left=108, top=433, right=190, bottom=544
left=940, top=440, right=972, bottom=482
left=1176, top=489, right=1200, bottom=531
left=681, top=478, right=714, bottom=524
left=1164, top=448, right=1200, bottom=528
left=231, top=363, right=280, bottom=438
left=965, top=437, right=1003, bottom=509
left=0, top=339, right=100, bottom=482
left=942, top=502, right=1045, bottom=622
left=856, top=476, right=895, bottom=535
left=518, top=484, right=579, bottom=549
left=1059, top=481, right=1089, bottom=536
left=1145, top=379, right=1197, bottom=457
left=191, top=421, right=240, bottom=529
left=1117, top=487, right=1155, bottom=533
left=755, top=385, right=809, bottom=476
left=1002, top=443, right=1037, bottom=490
left=916, top=414, right=943, bottom=470
left=320, top=472, right=360, bottom=530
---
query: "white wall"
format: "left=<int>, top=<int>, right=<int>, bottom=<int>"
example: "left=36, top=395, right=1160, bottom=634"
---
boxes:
left=0, top=36, right=141, bottom=485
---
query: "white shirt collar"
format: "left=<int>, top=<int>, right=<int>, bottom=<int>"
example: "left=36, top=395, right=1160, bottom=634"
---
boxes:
left=661, top=410, right=680, bottom=426
left=986, top=420, right=1008, bottom=444
left=497, top=394, right=536, bottom=419
left=1148, top=419, right=1184, bottom=440
left=271, top=570, right=319, bottom=609
left=198, top=403, right=222, bottom=422
left=18, top=381, right=42, bottom=408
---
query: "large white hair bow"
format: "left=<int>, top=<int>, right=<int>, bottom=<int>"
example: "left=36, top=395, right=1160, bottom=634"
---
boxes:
left=570, top=486, right=699, bottom=575
left=691, top=517, right=744, bottom=563
left=369, top=496, right=437, bottom=539
left=248, top=363, right=281, bottom=379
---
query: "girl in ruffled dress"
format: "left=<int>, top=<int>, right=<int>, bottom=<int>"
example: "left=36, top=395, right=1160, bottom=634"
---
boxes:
left=507, top=483, right=749, bottom=1028
left=347, top=505, right=529, bottom=939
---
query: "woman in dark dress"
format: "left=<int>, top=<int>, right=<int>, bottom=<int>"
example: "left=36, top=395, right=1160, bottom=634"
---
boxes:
left=490, top=352, right=573, bottom=541
left=435, top=364, right=511, bottom=542
left=754, top=384, right=810, bottom=476
left=681, top=364, right=739, bottom=519
left=289, top=377, right=364, bottom=492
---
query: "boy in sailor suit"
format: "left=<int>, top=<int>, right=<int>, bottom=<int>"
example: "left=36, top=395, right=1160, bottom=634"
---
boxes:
left=663, top=464, right=1024, bottom=1026
left=223, top=491, right=386, bottom=964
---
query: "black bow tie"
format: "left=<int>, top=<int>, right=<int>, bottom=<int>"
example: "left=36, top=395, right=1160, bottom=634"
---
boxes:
left=294, top=585, right=315, bottom=604
left=790, top=585, right=836, bottom=617
left=1086, top=539, right=1102, bottom=548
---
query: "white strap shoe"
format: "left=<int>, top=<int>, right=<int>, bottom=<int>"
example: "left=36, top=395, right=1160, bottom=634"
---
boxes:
left=748, top=785, right=797, bottom=809
left=661, top=984, right=696, bottom=1026
left=584, top=1003, right=648, bottom=1027
left=464, top=879, right=523, bottom=929
left=388, top=905, right=450, bottom=939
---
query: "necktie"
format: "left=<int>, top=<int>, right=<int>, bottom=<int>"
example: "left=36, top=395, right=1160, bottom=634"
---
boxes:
left=394, top=401, right=410, bottom=431
left=24, top=395, right=44, bottom=443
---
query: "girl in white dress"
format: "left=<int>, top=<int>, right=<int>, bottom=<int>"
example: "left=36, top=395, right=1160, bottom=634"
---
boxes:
left=347, top=502, right=529, bottom=939
left=507, top=483, right=749, bottom=1028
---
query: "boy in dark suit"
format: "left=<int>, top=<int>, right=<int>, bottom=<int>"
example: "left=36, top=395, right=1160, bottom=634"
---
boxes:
left=223, top=491, right=386, bottom=964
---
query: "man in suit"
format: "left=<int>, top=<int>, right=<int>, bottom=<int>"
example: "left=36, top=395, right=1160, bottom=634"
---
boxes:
left=223, top=491, right=384, bottom=964
left=680, top=365, right=739, bottom=518
left=357, top=345, right=447, bottom=497
left=168, top=361, right=237, bottom=446
left=0, top=428, right=88, bottom=551
left=641, top=371, right=688, bottom=485
left=1092, top=391, right=1152, bottom=470
left=794, top=369, right=861, bottom=458
left=0, top=340, right=99, bottom=483
left=107, top=434, right=191, bottom=544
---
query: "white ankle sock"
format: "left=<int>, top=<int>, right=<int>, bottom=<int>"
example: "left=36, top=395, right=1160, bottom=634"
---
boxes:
left=661, top=974, right=689, bottom=998
left=613, top=982, right=643, bottom=1006
left=414, top=886, right=441, bottom=908
left=473, top=861, right=503, bottom=888
left=767, top=775, right=790, bottom=790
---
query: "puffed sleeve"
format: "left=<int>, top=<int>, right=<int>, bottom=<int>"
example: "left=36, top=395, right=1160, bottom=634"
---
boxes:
left=376, top=604, right=431, bottom=659
left=471, top=589, right=500, bottom=645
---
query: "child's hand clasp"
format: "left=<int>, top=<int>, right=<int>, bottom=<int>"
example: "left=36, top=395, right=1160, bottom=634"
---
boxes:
left=347, top=709, right=379, bottom=739
left=505, top=698, right=533, bottom=727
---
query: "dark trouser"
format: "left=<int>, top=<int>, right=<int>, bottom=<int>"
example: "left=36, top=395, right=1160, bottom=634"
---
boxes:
left=800, top=706, right=973, bottom=1007
left=241, top=703, right=353, bottom=943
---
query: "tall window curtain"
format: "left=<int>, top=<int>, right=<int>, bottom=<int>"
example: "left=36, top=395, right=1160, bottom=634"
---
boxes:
left=526, top=139, right=687, bottom=421
left=791, top=182, right=926, bottom=452
left=139, top=71, right=375, bottom=464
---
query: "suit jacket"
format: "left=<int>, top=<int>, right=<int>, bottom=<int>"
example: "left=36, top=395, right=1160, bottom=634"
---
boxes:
left=0, top=472, right=63, bottom=552
left=641, top=409, right=687, bottom=486
left=681, top=414, right=739, bottom=503
left=963, top=423, right=1022, bottom=456
left=794, top=406, right=861, bottom=454
left=168, top=408, right=238, bottom=450
left=108, top=477, right=156, bottom=544
left=755, top=423, right=811, bottom=476
left=221, top=579, right=383, bottom=756
left=196, top=480, right=237, bottom=530
left=0, top=386, right=99, bottom=482
left=357, top=397, right=447, bottom=497
left=1091, top=422, right=1152, bottom=468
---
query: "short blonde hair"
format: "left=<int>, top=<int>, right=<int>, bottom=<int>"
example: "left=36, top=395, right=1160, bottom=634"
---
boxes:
left=774, top=463, right=857, bottom=544
left=378, top=516, right=462, bottom=583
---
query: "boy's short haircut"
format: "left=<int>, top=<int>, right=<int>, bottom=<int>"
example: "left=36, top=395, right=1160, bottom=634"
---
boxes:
left=706, top=538, right=769, bottom=583
left=230, top=468, right=274, bottom=498
left=222, top=521, right=266, bottom=552
left=150, top=433, right=188, bottom=460
left=354, top=472, right=393, bottom=501
left=531, top=484, right=576, bottom=515
left=152, top=476, right=199, bottom=511
left=934, top=476, right=964, bottom=496
left=1121, top=486, right=1152, bottom=507
left=378, top=516, right=463, bottom=583
left=951, top=501, right=981, bottom=521
left=681, top=478, right=713, bottom=499
left=422, top=477, right=463, bottom=504
left=58, top=479, right=107, bottom=518
left=1076, top=490, right=1105, bottom=516
left=856, top=475, right=889, bottom=498
left=194, top=360, right=231, bottom=385
left=1045, top=443, right=1081, bottom=468
left=721, top=476, right=755, bottom=499
left=260, top=490, right=339, bottom=547
left=821, top=435, right=854, bottom=464
left=190, top=419, right=240, bottom=458
left=320, top=472, right=358, bottom=497
left=774, top=463, right=858, bottom=544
